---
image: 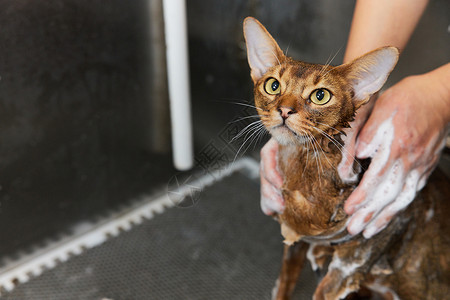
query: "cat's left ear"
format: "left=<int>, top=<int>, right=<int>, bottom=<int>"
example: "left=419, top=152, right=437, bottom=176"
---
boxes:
left=340, top=47, right=399, bottom=108
left=243, top=17, right=285, bottom=83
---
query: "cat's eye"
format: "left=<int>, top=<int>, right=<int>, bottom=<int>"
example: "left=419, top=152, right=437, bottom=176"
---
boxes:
left=310, top=89, right=331, bottom=105
left=264, top=78, right=281, bottom=95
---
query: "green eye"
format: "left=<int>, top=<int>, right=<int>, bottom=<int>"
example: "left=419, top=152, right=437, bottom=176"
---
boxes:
left=264, top=78, right=281, bottom=95
left=310, top=89, right=331, bottom=105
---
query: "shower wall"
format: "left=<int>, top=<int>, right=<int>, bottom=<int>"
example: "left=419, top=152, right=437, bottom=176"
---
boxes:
left=0, top=0, right=165, bottom=259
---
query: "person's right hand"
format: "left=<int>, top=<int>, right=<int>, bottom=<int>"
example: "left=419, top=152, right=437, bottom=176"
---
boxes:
left=260, top=138, right=285, bottom=215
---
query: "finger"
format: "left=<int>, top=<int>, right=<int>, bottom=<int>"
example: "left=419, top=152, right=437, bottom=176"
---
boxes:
left=260, top=175, right=285, bottom=215
left=344, top=156, right=391, bottom=214
left=362, top=169, right=419, bottom=238
left=356, top=112, right=395, bottom=160
left=261, top=138, right=283, bottom=188
left=347, top=161, right=405, bottom=235
left=337, top=128, right=359, bottom=182
left=344, top=185, right=367, bottom=215
left=346, top=117, right=399, bottom=214
left=362, top=212, right=394, bottom=239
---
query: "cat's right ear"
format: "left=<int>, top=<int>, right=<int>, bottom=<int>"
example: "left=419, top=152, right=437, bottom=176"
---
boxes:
left=243, top=17, right=285, bottom=83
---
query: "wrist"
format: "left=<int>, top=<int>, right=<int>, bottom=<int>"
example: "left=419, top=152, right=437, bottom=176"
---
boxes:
left=424, top=64, right=450, bottom=124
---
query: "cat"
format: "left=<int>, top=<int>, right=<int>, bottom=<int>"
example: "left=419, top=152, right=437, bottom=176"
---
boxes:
left=243, top=17, right=450, bottom=300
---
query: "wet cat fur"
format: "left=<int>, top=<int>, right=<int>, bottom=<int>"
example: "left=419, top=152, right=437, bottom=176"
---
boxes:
left=244, top=17, right=450, bottom=299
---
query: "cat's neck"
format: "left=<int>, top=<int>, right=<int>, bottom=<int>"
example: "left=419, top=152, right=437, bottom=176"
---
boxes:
left=277, top=138, right=349, bottom=192
left=276, top=139, right=354, bottom=241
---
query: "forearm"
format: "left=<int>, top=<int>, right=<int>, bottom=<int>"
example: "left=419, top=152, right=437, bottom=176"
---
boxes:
left=344, top=0, right=429, bottom=63
left=426, top=63, right=450, bottom=124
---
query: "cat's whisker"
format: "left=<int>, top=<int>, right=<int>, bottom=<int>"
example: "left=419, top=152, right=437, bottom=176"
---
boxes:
left=313, top=126, right=363, bottom=171
left=305, top=129, right=335, bottom=169
left=245, top=125, right=267, bottom=153
left=284, top=40, right=292, bottom=58
left=232, top=122, right=266, bottom=163
left=319, top=46, right=342, bottom=76
left=231, top=120, right=263, bottom=142
left=269, top=49, right=282, bottom=67
left=231, top=120, right=262, bottom=138
left=306, top=134, right=320, bottom=182
left=228, top=115, right=261, bottom=124
left=313, top=126, right=344, bottom=148
left=240, top=122, right=265, bottom=144
left=308, top=133, right=323, bottom=175
left=256, top=129, right=269, bottom=149
left=214, top=99, right=263, bottom=111
left=315, top=121, right=346, bottom=136
left=305, top=145, right=310, bottom=176
left=252, top=124, right=269, bottom=150
left=310, top=133, right=333, bottom=170
left=298, top=128, right=310, bottom=176
left=308, top=134, right=322, bottom=183
left=319, top=52, right=333, bottom=76
left=309, top=136, right=333, bottom=170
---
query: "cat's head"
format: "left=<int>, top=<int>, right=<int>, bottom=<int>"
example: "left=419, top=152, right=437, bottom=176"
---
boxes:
left=243, top=17, right=398, bottom=147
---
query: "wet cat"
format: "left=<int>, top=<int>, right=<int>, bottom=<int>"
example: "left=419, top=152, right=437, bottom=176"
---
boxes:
left=244, top=17, right=450, bottom=299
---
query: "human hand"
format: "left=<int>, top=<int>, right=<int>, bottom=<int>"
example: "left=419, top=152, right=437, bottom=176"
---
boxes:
left=341, top=67, right=450, bottom=238
left=260, top=138, right=284, bottom=215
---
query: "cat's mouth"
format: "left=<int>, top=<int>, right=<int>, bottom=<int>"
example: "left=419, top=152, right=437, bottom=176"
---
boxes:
left=272, top=124, right=310, bottom=144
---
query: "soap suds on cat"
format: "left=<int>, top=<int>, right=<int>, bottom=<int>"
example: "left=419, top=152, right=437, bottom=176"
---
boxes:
left=271, top=278, right=280, bottom=300
left=425, top=207, right=434, bottom=222
left=306, top=244, right=319, bottom=271
left=367, top=282, right=400, bottom=300
left=328, top=253, right=365, bottom=277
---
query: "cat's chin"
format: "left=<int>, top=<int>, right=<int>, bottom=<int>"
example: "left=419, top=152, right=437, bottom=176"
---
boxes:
left=271, top=126, right=310, bottom=146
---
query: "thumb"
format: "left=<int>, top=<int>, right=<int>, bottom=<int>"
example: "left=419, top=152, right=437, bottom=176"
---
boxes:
left=337, top=128, right=359, bottom=182
left=261, top=138, right=283, bottom=188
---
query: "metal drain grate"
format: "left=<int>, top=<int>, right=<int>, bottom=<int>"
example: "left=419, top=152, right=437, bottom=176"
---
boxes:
left=1, top=158, right=317, bottom=299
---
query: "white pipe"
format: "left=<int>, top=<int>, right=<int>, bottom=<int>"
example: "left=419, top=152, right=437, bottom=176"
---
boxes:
left=162, top=0, right=194, bottom=170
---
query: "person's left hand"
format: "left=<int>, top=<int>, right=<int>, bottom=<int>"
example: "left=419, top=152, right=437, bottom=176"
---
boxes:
left=340, top=66, right=450, bottom=238
left=260, top=138, right=284, bottom=215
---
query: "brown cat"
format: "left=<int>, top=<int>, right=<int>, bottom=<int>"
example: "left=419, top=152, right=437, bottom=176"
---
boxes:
left=243, top=17, right=450, bottom=299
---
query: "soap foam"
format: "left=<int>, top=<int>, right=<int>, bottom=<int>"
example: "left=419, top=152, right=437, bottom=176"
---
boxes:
left=347, top=116, right=406, bottom=236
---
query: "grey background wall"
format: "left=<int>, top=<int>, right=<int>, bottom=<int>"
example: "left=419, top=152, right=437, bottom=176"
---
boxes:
left=0, top=0, right=448, bottom=260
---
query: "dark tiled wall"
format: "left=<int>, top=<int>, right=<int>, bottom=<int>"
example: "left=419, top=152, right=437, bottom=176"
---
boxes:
left=0, top=0, right=172, bottom=258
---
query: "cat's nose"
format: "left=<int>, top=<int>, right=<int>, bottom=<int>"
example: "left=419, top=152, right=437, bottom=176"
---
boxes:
left=278, top=107, right=296, bottom=119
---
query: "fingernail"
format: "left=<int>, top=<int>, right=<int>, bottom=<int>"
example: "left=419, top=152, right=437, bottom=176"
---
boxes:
left=347, top=220, right=362, bottom=236
left=347, top=224, right=361, bottom=236
left=344, top=198, right=358, bottom=215
left=347, top=212, right=370, bottom=236
left=362, top=226, right=377, bottom=239
left=344, top=202, right=354, bottom=215
left=355, top=141, right=370, bottom=158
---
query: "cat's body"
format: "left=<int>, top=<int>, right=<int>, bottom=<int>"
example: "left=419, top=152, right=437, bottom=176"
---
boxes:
left=243, top=17, right=450, bottom=299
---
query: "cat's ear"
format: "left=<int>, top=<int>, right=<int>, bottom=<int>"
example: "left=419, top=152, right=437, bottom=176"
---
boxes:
left=243, top=17, right=285, bottom=83
left=341, top=47, right=399, bottom=108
